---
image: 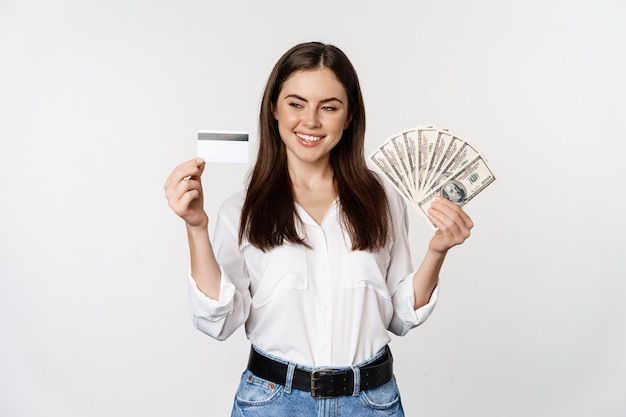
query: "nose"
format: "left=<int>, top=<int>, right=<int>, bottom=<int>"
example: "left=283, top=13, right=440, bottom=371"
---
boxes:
left=302, top=108, right=321, bottom=128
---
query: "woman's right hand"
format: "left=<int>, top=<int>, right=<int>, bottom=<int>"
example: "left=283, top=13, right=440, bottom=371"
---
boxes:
left=164, top=158, right=208, bottom=228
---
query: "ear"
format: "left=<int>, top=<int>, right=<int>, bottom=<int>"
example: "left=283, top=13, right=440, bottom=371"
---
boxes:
left=343, top=111, right=353, bottom=130
left=271, top=103, right=278, bottom=120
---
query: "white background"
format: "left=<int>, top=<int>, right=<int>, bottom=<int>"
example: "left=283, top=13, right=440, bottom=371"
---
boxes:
left=1, top=1, right=625, bottom=416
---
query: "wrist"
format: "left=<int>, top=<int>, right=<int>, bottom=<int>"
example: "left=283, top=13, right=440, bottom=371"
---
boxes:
left=186, top=219, right=209, bottom=235
left=426, top=245, right=449, bottom=258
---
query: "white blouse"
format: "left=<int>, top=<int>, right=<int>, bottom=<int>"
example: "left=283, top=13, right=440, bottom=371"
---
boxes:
left=187, top=182, right=439, bottom=367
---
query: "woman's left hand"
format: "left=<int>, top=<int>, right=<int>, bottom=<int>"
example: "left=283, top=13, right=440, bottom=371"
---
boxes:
left=427, top=196, right=474, bottom=254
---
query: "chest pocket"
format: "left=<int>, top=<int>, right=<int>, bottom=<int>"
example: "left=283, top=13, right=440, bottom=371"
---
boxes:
left=340, top=249, right=392, bottom=300
left=246, top=243, right=309, bottom=309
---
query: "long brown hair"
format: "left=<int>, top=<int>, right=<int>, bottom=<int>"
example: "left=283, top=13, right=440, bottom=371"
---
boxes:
left=239, top=42, right=389, bottom=251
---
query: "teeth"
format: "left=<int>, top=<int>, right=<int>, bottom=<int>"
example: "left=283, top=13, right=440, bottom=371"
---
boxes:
left=296, top=133, right=322, bottom=142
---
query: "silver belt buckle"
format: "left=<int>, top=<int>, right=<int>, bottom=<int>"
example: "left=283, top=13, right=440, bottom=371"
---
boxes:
left=310, top=369, right=337, bottom=399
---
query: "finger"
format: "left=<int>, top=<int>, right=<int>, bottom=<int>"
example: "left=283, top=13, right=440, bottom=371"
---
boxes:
left=196, top=158, right=206, bottom=178
left=163, top=158, right=205, bottom=191
left=428, top=208, right=464, bottom=239
left=168, top=178, right=202, bottom=206
left=164, top=161, right=204, bottom=202
left=171, top=188, right=202, bottom=216
left=168, top=185, right=203, bottom=217
left=431, top=197, right=473, bottom=230
left=428, top=200, right=472, bottom=244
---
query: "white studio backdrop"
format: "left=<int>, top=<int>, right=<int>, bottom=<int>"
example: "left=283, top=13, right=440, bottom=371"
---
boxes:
left=1, top=0, right=624, bottom=416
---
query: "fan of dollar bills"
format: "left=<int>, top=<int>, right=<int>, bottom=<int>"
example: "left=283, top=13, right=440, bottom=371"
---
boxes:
left=369, top=126, right=496, bottom=229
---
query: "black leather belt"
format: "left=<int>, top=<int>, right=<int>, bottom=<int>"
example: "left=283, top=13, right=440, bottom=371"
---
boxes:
left=247, top=346, right=394, bottom=399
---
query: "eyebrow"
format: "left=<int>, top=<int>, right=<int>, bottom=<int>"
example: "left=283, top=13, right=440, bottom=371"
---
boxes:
left=284, top=94, right=344, bottom=104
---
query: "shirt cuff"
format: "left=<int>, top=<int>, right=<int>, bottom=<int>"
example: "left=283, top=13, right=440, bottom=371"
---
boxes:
left=187, top=268, right=236, bottom=321
left=415, top=283, right=439, bottom=325
left=396, top=274, right=439, bottom=328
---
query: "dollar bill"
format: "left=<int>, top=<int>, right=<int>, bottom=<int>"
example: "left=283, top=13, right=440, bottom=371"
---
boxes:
left=386, top=132, right=416, bottom=199
left=370, top=146, right=414, bottom=202
left=425, top=140, right=482, bottom=194
left=397, top=128, right=420, bottom=196
left=417, top=154, right=496, bottom=228
left=417, top=128, right=441, bottom=193
left=423, top=130, right=455, bottom=190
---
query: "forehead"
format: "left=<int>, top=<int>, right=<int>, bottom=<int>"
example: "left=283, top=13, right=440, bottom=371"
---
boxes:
left=279, top=68, right=347, bottom=99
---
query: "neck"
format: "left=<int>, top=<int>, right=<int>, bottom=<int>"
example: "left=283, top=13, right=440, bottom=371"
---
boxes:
left=287, top=159, right=334, bottom=190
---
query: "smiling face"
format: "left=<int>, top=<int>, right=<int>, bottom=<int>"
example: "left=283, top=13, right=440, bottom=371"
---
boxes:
left=273, top=67, right=352, bottom=171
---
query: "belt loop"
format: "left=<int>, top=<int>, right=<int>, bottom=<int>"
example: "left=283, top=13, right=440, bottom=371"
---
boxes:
left=351, top=365, right=361, bottom=396
left=284, top=363, right=296, bottom=394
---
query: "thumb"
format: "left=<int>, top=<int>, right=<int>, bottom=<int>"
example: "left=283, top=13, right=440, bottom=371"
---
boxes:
left=195, top=158, right=206, bottom=176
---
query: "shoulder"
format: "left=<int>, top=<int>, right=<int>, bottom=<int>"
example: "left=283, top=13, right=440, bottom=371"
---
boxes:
left=216, top=189, right=246, bottom=225
left=220, top=189, right=246, bottom=209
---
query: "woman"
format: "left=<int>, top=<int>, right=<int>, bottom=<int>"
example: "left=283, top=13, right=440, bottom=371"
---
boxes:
left=164, top=41, right=473, bottom=416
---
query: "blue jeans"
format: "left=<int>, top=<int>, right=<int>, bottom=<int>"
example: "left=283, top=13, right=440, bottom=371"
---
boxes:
left=230, top=347, right=405, bottom=417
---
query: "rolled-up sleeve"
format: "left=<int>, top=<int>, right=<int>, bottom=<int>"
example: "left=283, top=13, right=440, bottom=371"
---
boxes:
left=385, top=186, right=439, bottom=336
left=388, top=274, right=439, bottom=335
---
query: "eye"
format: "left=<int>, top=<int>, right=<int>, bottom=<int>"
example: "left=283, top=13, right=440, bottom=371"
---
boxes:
left=321, top=105, right=337, bottom=112
left=289, top=102, right=303, bottom=109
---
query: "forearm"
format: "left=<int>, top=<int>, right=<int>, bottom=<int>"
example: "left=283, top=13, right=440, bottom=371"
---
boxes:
left=412, top=248, right=447, bottom=310
left=411, top=196, right=473, bottom=310
left=186, top=223, right=222, bottom=300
